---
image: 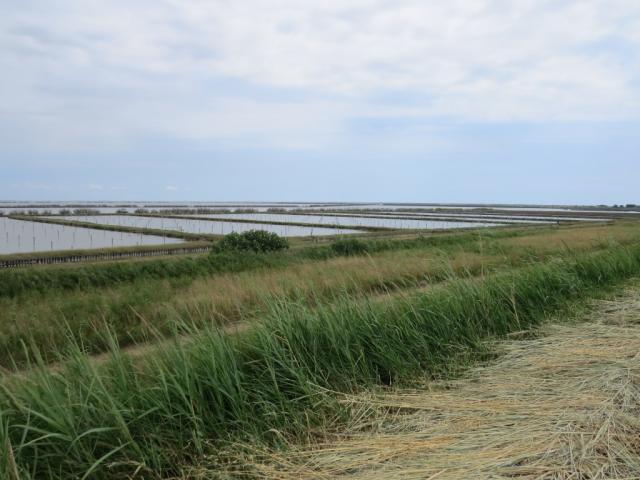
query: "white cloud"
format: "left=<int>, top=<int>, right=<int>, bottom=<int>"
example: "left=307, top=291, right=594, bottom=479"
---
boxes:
left=165, top=185, right=179, bottom=191
left=1, top=0, right=639, bottom=151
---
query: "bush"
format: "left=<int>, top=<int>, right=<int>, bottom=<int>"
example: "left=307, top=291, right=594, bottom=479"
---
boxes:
left=330, top=238, right=370, bottom=256
left=215, top=230, right=289, bottom=254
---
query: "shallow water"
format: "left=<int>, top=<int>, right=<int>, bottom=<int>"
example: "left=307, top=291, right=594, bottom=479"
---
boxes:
left=60, top=215, right=359, bottom=237
left=0, top=217, right=182, bottom=255
left=2, top=201, right=635, bottom=215
left=185, top=213, right=506, bottom=230
left=333, top=212, right=607, bottom=223
left=0, top=207, right=129, bottom=215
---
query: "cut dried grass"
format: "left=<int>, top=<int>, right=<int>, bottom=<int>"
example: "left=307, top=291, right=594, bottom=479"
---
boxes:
left=234, top=288, right=640, bottom=479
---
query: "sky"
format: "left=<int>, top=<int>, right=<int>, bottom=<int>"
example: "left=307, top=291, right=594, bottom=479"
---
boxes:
left=1, top=0, right=639, bottom=204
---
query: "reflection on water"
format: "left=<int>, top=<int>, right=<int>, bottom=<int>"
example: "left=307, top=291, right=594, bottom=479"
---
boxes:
left=1, top=201, right=633, bottom=216
left=186, top=213, right=507, bottom=230
left=60, top=216, right=359, bottom=237
left=0, top=207, right=128, bottom=215
left=348, top=212, right=605, bottom=223
left=0, top=217, right=182, bottom=255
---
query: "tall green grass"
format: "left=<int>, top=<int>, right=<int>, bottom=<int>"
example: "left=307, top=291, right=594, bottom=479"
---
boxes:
left=0, top=250, right=286, bottom=298
left=2, top=243, right=639, bottom=479
left=0, top=234, right=556, bottom=369
left=0, top=228, right=536, bottom=369
left=0, top=228, right=526, bottom=298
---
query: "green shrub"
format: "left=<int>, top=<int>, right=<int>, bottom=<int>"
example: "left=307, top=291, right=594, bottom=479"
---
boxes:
left=215, top=230, right=289, bottom=254
left=330, top=238, right=370, bottom=256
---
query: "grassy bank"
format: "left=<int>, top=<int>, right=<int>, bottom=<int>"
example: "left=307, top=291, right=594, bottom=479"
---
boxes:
left=0, top=241, right=211, bottom=263
left=1, top=222, right=637, bottom=368
left=3, top=222, right=632, bottom=299
left=9, top=215, right=211, bottom=242
left=0, top=225, right=533, bottom=298
left=0, top=246, right=508, bottom=368
left=0, top=249, right=287, bottom=298
left=2, top=242, right=640, bottom=479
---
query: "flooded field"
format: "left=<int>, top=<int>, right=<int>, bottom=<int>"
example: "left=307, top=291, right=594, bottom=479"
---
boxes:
left=1, top=207, right=129, bottom=215
left=0, top=217, right=182, bottom=255
left=339, top=212, right=607, bottom=223
left=59, top=215, right=359, bottom=237
left=2, top=201, right=636, bottom=216
left=353, top=213, right=553, bottom=223
left=186, top=213, right=506, bottom=230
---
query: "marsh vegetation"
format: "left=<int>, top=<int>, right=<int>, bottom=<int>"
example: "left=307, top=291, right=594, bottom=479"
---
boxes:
left=1, top=218, right=639, bottom=479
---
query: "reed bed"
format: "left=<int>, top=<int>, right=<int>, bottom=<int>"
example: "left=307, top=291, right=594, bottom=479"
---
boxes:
left=3, top=222, right=637, bottom=369
left=241, top=290, right=640, bottom=479
left=0, top=248, right=495, bottom=368
left=0, top=221, right=634, bottom=299
left=1, top=244, right=640, bottom=478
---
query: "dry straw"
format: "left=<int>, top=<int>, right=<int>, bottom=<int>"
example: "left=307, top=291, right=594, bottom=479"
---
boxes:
left=240, top=289, right=640, bottom=479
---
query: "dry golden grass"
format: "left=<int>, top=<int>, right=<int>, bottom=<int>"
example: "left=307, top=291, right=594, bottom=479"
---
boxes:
left=159, top=222, right=640, bottom=326
left=173, top=249, right=492, bottom=315
left=230, top=286, right=640, bottom=479
left=3, top=222, right=638, bottom=368
left=497, top=222, right=640, bottom=253
left=0, top=248, right=495, bottom=332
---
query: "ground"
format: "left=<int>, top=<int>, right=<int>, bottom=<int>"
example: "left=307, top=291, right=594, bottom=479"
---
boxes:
left=243, top=285, right=640, bottom=479
left=3, top=223, right=640, bottom=479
